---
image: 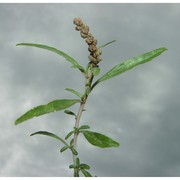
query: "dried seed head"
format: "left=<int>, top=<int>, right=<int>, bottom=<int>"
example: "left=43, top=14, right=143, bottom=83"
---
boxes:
left=80, top=32, right=88, bottom=39
left=88, top=45, right=98, bottom=52
left=73, top=17, right=102, bottom=65
left=75, top=26, right=82, bottom=31
left=97, top=56, right=102, bottom=62
left=73, top=18, right=83, bottom=26
left=98, top=49, right=102, bottom=55
left=92, top=39, right=97, bottom=45
left=81, top=25, right=89, bottom=34
left=88, top=55, right=98, bottom=64
left=91, top=52, right=97, bottom=58
left=85, top=37, right=94, bottom=45
left=94, top=49, right=102, bottom=57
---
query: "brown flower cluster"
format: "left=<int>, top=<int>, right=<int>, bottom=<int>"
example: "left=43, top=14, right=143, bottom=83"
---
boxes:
left=73, top=18, right=102, bottom=66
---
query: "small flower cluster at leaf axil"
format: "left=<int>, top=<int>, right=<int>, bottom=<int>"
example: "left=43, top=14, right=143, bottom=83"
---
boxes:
left=73, top=18, right=102, bottom=67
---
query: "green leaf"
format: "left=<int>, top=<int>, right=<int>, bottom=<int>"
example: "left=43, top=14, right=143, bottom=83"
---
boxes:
left=71, top=64, right=85, bottom=73
left=65, top=130, right=74, bottom=140
left=69, top=164, right=75, bottom=169
left=76, top=158, right=80, bottom=166
left=91, top=66, right=100, bottom=76
left=30, top=131, right=67, bottom=146
left=70, top=147, right=78, bottom=155
left=79, top=125, right=90, bottom=130
left=15, top=99, right=80, bottom=125
left=64, top=110, right=76, bottom=117
left=65, top=88, right=82, bottom=98
left=60, top=146, right=69, bottom=153
left=79, top=164, right=90, bottom=170
left=92, top=47, right=167, bottom=89
left=80, top=169, right=92, bottom=177
left=99, top=40, right=116, bottom=49
left=70, top=138, right=74, bottom=146
left=83, top=130, right=119, bottom=148
left=16, top=43, right=85, bottom=73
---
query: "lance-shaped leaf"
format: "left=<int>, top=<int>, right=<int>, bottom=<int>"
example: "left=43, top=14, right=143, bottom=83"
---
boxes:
left=79, top=125, right=90, bottom=130
left=92, top=47, right=167, bottom=89
left=65, top=88, right=82, bottom=98
left=79, top=164, right=90, bottom=170
left=80, top=169, right=92, bottom=177
left=60, top=146, right=69, bottom=153
left=30, top=131, right=68, bottom=146
left=64, top=110, right=76, bottom=117
left=76, top=158, right=80, bottom=166
left=15, top=99, right=80, bottom=125
left=70, top=138, right=74, bottom=146
left=65, top=130, right=75, bottom=140
left=83, top=130, right=119, bottom=148
left=70, top=147, right=78, bottom=155
left=16, top=43, right=85, bottom=73
left=69, top=164, right=76, bottom=169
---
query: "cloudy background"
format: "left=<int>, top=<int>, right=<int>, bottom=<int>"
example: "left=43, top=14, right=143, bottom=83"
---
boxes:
left=0, top=3, right=180, bottom=177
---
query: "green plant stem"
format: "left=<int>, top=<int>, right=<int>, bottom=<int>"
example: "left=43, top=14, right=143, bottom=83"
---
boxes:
left=72, top=68, right=94, bottom=177
left=73, top=101, right=86, bottom=176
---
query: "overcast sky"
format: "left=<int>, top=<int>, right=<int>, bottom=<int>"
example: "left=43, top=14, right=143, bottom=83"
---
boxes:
left=0, top=3, right=180, bottom=177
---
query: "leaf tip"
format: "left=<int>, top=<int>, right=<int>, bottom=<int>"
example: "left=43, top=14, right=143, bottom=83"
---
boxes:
left=30, top=133, right=35, bottom=136
left=16, top=43, right=22, bottom=46
left=160, top=47, right=168, bottom=52
left=14, top=120, right=19, bottom=125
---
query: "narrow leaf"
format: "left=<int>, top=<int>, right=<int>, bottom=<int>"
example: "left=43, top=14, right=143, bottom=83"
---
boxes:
left=70, top=138, right=74, bottom=146
left=79, top=164, right=90, bottom=170
left=83, top=130, right=119, bottom=148
left=71, top=64, right=85, bottom=73
left=79, top=125, right=90, bottom=130
left=99, top=40, right=116, bottom=49
left=76, top=158, right=80, bottom=166
left=15, top=99, right=80, bottom=125
left=65, top=130, right=74, bottom=140
left=16, top=43, right=85, bottom=73
left=64, top=110, right=76, bottom=117
left=69, top=164, right=75, bottom=169
left=65, top=88, right=82, bottom=98
left=70, top=147, right=78, bottom=155
left=81, top=169, right=92, bottom=177
left=60, top=146, right=69, bottom=153
left=30, top=131, right=67, bottom=146
left=92, top=47, right=167, bottom=89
